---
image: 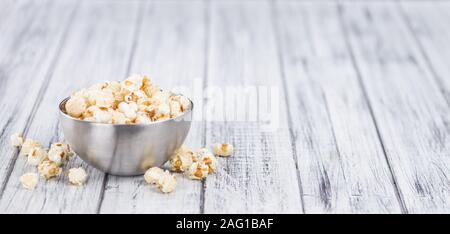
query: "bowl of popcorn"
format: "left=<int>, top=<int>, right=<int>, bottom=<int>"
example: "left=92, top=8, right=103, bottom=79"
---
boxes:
left=59, top=74, right=193, bottom=176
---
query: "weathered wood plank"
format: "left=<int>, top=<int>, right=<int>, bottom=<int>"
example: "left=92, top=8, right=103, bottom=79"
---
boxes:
left=99, top=0, right=206, bottom=214
left=202, top=0, right=303, bottom=213
left=339, top=1, right=450, bottom=213
left=0, top=0, right=78, bottom=202
left=274, top=1, right=403, bottom=213
left=399, top=1, right=450, bottom=105
left=0, top=0, right=142, bottom=214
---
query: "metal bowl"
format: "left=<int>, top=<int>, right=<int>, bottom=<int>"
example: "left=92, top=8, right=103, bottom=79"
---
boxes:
left=58, top=97, right=193, bottom=176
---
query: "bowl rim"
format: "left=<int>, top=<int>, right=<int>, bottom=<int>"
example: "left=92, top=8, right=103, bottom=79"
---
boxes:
left=59, top=96, right=194, bottom=126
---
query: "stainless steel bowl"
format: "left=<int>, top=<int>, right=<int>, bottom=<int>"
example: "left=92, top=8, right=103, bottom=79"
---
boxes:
left=59, top=97, right=193, bottom=176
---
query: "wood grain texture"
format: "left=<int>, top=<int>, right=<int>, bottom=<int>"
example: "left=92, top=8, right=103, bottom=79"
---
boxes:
left=339, top=1, right=450, bottom=213
left=99, top=0, right=207, bottom=214
left=202, top=0, right=303, bottom=213
left=274, top=1, right=403, bottom=213
left=0, top=0, right=449, bottom=213
left=0, top=0, right=142, bottom=214
left=399, top=1, right=450, bottom=105
left=0, top=0, right=78, bottom=201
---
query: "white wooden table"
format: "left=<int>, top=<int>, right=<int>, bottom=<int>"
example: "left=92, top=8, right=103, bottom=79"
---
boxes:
left=1, top=0, right=450, bottom=214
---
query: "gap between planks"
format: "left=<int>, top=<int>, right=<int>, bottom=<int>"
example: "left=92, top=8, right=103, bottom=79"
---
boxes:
left=0, top=0, right=80, bottom=202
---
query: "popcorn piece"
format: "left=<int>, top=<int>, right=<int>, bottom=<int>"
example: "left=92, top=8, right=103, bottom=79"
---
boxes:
left=122, top=74, right=144, bottom=92
left=195, top=148, right=217, bottom=174
left=186, top=162, right=209, bottom=180
left=171, top=95, right=191, bottom=112
left=83, top=105, right=100, bottom=119
left=10, top=133, right=24, bottom=147
left=38, top=160, right=62, bottom=180
left=48, top=145, right=69, bottom=166
left=157, top=171, right=177, bottom=193
left=154, top=103, right=170, bottom=120
left=118, top=102, right=138, bottom=121
left=170, top=145, right=196, bottom=172
left=212, top=143, right=234, bottom=157
left=142, top=83, right=160, bottom=98
left=111, top=110, right=127, bottom=124
left=144, top=167, right=165, bottom=185
left=20, top=138, right=41, bottom=156
left=169, top=100, right=182, bottom=118
left=51, top=142, right=74, bottom=157
left=152, top=91, right=172, bottom=104
left=20, top=173, right=39, bottom=190
left=66, top=96, right=87, bottom=118
left=135, top=112, right=152, bottom=124
left=87, top=89, right=115, bottom=108
left=68, top=167, right=88, bottom=186
left=27, top=147, right=47, bottom=166
left=104, top=80, right=121, bottom=93
left=125, top=90, right=146, bottom=103
left=92, top=107, right=113, bottom=123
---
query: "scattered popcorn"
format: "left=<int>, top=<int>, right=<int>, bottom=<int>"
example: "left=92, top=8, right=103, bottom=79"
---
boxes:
left=212, top=143, right=234, bottom=157
left=50, top=142, right=74, bottom=157
left=186, top=162, right=209, bottom=180
left=169, top=145, right=196, bottom=172
left=48, top=144, right=70, bottom=166
left=144, top=167, right=177, bottom=193
left=157, top=171, right=177, bottom=193
left=195, top=148, right=217, bottom=174
left=10, top=133, right=24, bottom=147
left=65, top=74, right=191, bottom=124
left=68, top=167, right=88, bottom=186
left=38, top=160, right=62, bottom=180
left=20, top=173, right=39, bottom=190
left=27, top=147, right=47, bottom=166
left=144, top=167, right=165, bottom=185
left=20, top=138, right=41, bottom=156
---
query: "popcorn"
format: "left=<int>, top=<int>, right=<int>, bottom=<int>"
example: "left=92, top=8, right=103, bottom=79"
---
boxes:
left=170, top=95, right=191, bottom=112
left=65, top=96, right=87, bottom=118
left=38, top=160, right=62, bottom=180
left=142, top=83, right=160, bottom=98
left=157, top=171, right=177, bottom=193
left=10, top=133, right=24, bottom=147
left=154, top=103, right=170, bottom=120
left=144, top=167, right=177, bottom=193
left=212, top=143, right=234, bottom=157
left=152, top=91, right=172, bottom=104
left=186, top=162, right=209, bottom=180
left=87, top=89, right=115, bottom=108
left=170, top=145, right=196, bottom=172
left=51, top=142, right=74, bottom=157
left=68, top=167, right=88, bottom=186
left=48, top=144, right=70, bottom=166
left=111, top=111, right=127, bottom=124
left=20, top=138, right=41, bottom=156
left=169, top=100, right=182, bottom=118
left=135, top=112, right=152, bottom=124
left=20, top=173, right=39, bottom=190
left=144, top=167, right=165, bottom=185
left=195, top=148, right=217, bottom=174
left=122, top=74, right=144, bottom=92
left=27, top=147, right=47, bottom=166
left=104, top=80, right=121, bottom=93
left=118, top=102, right=138, bottom=121
left=65, top=74, right=191, bottom=124
left=92, top=107, right=113, bottom=123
